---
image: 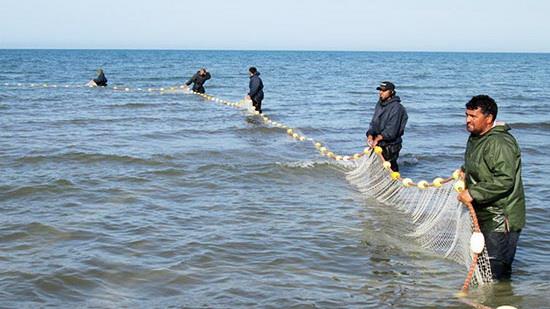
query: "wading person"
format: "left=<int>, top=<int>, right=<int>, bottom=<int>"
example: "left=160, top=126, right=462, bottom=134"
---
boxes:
left=366, top=81, right=408, bottom=171
left=457, top=94, right=525, bottom=280
left=87, top=68, right=108, bottom=87
left=184, top=68, right=211, bottom=94
left=245, top=67, right=264, bottom=114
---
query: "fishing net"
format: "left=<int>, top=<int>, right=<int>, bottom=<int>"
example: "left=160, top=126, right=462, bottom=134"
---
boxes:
left=346, top=151, right=493, bottom=287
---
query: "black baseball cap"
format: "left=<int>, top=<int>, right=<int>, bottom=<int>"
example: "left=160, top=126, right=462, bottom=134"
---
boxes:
left=376, top=81, right=395, bottom=91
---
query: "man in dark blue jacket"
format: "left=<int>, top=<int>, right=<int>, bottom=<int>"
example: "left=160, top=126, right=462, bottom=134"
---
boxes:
left=246, top=67, right=264, bottom=113
left=184, top=68, right=211, bottom=94
left=366, top=81, right=408, bottom=171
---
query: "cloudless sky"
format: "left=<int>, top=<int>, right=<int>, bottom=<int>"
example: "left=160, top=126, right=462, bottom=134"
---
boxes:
left=1, top=0, right=549, bottom=52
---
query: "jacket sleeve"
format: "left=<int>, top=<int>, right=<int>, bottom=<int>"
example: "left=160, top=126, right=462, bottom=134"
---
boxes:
left=366, top=104, right=379, bottom=136
left=366, top=128, right=373, bottom=137
left=468, top=138, right=518, bottom=205
left=366, top=115, right=376, bottom=136
left=380, top=105, right=406, bottom=141
left=248, top=77, right=261, bottom=97
left=205, top=72, right=211, bottom=81
left=94, top=73, right=107, bottom=84
left=185, top=73, right=197, bottom=86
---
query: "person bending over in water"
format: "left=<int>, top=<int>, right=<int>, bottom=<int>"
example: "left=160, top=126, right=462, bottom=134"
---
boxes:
left=86, top=68, right=108, bottom=87
left=183, top=68, right=211, bottom=94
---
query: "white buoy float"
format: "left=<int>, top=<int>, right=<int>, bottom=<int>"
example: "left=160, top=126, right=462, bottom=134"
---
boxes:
left=470, top=232, right=485, bottom=254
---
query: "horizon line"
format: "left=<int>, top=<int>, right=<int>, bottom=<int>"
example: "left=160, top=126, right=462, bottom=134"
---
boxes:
left=1, top=47, right=549, bottom=55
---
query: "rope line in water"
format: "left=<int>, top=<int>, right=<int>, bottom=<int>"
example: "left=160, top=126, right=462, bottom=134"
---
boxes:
left=190, top=90, right=464, bottom=189
left=0, top=82, right=482, bottom=188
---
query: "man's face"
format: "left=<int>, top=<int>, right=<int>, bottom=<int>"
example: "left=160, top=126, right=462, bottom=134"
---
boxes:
left=465, top=107, right=493, bottom=135
left=379, top=89, right=392, bottom=101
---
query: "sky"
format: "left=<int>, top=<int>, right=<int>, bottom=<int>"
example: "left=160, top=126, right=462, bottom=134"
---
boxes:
left=1, top=0, right=549, bottom=52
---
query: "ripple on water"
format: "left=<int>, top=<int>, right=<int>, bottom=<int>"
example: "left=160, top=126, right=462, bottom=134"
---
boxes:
left=15, top=152, right=167, bottom=166
left=1, top=179, right=77, bottom=200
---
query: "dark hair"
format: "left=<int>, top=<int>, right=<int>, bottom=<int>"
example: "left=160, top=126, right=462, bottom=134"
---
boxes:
left=248, top=67, right=257, bottom=74
left=466, top=95, right=498, bottom=121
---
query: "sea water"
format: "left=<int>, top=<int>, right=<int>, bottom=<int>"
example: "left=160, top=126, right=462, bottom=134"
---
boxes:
left=1, top=50, right=549, bottom=307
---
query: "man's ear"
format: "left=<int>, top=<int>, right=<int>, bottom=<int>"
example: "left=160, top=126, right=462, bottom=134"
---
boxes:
left=486, top=113, right=494, bottom=124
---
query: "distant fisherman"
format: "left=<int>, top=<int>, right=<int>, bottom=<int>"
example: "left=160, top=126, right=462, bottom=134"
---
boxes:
left=458, top=95, right=525, bottom=280
left=246, top=67, right=264, bottom=114
left=87, top=68, right=108, bottom=87
left=184, top=68, right=211, bottom=94
left=366, top=81, right=408, bottom=171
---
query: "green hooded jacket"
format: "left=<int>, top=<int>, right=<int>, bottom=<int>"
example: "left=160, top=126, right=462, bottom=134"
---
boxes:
left=463, top=123, right=525, bottom=233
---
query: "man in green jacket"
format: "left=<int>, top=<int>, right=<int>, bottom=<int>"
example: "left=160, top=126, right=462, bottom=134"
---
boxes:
left=458, top=95, right=525, bottom=280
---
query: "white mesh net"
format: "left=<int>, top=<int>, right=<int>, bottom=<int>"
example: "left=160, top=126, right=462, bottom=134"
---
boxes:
left=346, top=152, right=493, bottom=287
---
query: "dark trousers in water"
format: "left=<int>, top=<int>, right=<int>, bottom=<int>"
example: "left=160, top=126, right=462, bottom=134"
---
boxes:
left=484, top=231, right=520, bottom=280
left=252, top=98, right=262, bottom=113
left=193, top=86, right=206, bottom=94
left=381, top=143, right=402, bottom=172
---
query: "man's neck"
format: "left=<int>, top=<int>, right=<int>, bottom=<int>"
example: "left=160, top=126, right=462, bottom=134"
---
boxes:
left=381, top=96, right=393, bottom=103
left=479, top=122, right=496, bottom=136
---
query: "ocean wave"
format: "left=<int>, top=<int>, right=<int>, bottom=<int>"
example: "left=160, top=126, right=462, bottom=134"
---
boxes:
left=135, top=77, right=184, bottom=82
left=0, top=230, right=30, bottom=242
left=500, top=95, right=541, bottom=102
left=508, top=121, right=550, bottom=130
left=0, top=223, right=95, bottom=245
left=405, top=152, right=463, bottom=162
left=237, top=124, right=357, bottom=137
left=278, top=160, right=328, bottom=169
left=345, top=90, right=369, bottom=95
left=54, top=116, right=162, bottom=125
left=16, top=152, right=167, bottom=166
left=277, top=159, right=356, bottom=171
left=2, top=179, right=77, bottom=199
left=105, top=102, right=156, bottom=109
left=202, top=85, right=233, bottom=89
left=411, top=72, right=432, bottom=79
left=233, top=125, right=288, bottom=135
left=521, top=146, right=546, bottom=156
left=23, top=222, right=67, bottom=236
left=147, top=168, right=186, bottom=176
left=399, top=85, right=456, bottom=90
left=191, top=159, right=353, bottom=184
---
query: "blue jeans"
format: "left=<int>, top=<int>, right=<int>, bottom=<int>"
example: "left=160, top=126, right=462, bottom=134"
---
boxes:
left=484, top=231, right=521, bottom=280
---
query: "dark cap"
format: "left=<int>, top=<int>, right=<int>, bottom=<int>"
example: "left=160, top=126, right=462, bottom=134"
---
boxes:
left=376, top=81, right=395, bottom=91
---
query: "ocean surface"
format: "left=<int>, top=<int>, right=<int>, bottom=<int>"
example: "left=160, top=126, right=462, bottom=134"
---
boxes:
left=1, top=50, right=549, bottom=308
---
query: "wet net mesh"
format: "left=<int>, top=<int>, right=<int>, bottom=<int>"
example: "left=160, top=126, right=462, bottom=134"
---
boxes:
left=346, top=152, right=493, bottom=287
